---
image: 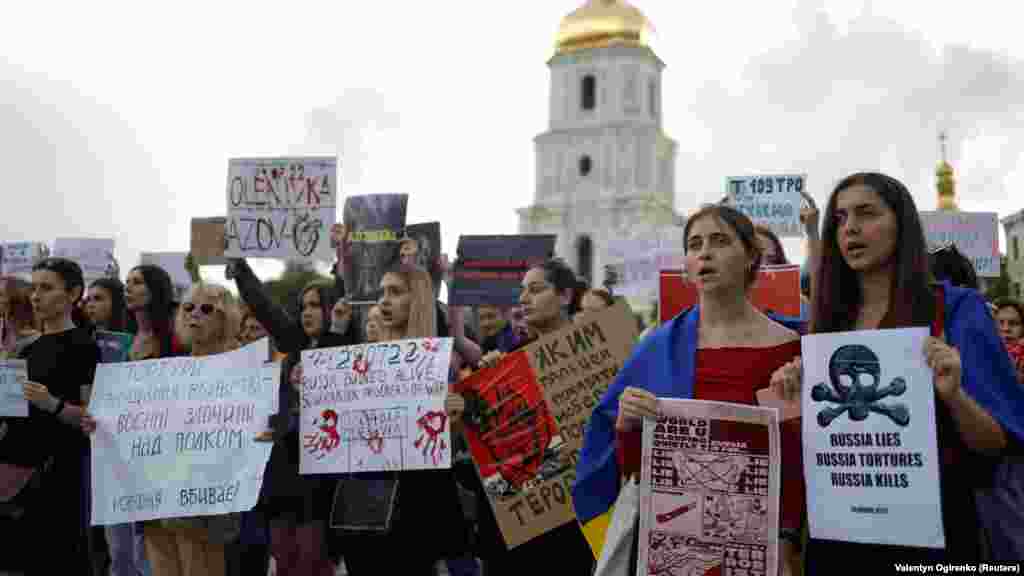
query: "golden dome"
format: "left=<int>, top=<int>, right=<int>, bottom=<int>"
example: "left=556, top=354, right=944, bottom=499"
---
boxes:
left=555, top=0, right=653, bottom=55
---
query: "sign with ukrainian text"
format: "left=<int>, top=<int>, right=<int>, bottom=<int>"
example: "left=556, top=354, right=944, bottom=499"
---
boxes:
left=89, top=340, right=278, bottom=525
left=726, top=174, right=805, bottom=238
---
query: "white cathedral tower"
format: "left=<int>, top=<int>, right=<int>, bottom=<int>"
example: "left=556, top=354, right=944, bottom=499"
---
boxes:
left=517, top=0, right=683, bottom=287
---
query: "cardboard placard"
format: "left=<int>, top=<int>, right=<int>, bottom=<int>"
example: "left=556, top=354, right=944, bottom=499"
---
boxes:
left=224, top=157, right=338, bottom=262
left=191, top=217, right=227, bottom=266
left=453, top=302, right=638, bottom=549
left=659, top=264, right=802, bottom=323
left=450, top=235, right=556, bottom=307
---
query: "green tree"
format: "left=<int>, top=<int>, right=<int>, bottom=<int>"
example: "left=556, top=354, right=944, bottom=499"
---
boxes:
left=985, top=255, right=1011, bottom=301
left=262, top=260, right=331, bottom=312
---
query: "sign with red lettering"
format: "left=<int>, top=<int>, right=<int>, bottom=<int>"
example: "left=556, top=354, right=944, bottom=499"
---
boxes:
left=659, top=265, right=801, bottom=323
left=454, top=302, right=638, bottom=549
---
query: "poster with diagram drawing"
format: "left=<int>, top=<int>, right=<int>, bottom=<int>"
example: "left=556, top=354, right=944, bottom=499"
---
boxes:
left=801, top=327, right=943, bottom=549
left=299, top=337, right=453, bottom=475
left=639, top=399, right=779, bottom=576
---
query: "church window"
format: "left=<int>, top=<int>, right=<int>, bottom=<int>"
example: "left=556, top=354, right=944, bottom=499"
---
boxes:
left=649, top=80, right=658, bottom=118
left=582, top=75, right=596, bottom=111
left=579, top=155, right=593, bottom=177
left=1013, top=236, right=1019, bottom=261
left=576, top=235, right=594, bottom=286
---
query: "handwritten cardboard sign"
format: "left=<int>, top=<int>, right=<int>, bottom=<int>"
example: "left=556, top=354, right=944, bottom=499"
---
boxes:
left=638, top=400, right=780, bottom=576
left=659, top=264, right=802, bottom=323
left=88, top=340, right=278, bottom=525
left=139, top=252, right=191, bottom=301
left=0, top=360, right=28, bottom=418
left=801, top=328, right=944, bottom=548
left=52, top=238, right=117, bottom=285
left=190, top=217, right=227, bottom=266
left=450, top=235, right=556, bottom=306
left=920, top=211, right=1000, bottom=277
left=454, top=302, right=638, bottom=549
left=224, top=157, right=337, bottom=262
left=299, top=337, right=453, bottom=474
left=1, top=242, right=47, bottom=279
left=342, top=194, right=408, bottom=303
left=726, top=175, right=805, bottom=238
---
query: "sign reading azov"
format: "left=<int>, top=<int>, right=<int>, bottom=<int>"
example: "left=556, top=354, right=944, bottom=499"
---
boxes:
left=225, top=157, right=337, bottom=262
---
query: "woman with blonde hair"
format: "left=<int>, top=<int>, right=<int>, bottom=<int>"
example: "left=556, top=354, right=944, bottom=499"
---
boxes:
left=340, top=263, right=472, bottom=575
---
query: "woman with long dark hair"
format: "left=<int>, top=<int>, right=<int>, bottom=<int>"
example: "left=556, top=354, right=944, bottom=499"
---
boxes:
left=0, top=276, right=39, bottom=359
left=771, top=172, right=1024, bottom=566
left=576, top=207, right=805, bottom=575
left=0, top=258, right=100, bottom=574
left=226, top=224, right=357, bottom=576
left=85, top=277, right=129, bottom=333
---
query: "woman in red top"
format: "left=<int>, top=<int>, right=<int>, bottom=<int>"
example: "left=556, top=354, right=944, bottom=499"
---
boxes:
left=616, top=205, right=804, bottom=576
left=995, top=299, right=1024, bottom=384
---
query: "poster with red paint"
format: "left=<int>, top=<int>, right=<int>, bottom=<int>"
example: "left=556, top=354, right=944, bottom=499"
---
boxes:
left=298, top=337, right=453, bottom=474
left=454, top=302, right=639, bottom=549
left=659, top=264, right=802, bottom=323
left=638, top=399, right=780, bottom=576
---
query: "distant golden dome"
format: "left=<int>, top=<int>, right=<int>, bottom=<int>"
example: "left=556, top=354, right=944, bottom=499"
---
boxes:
left=555, top=0, right=653, bottom=55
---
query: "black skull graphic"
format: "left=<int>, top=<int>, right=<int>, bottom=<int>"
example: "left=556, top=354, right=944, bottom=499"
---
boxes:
left=811, top=344, right=910, bottom=427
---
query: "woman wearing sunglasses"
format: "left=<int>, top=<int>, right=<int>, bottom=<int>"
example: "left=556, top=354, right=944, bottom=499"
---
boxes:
left=224, top=224, right=356, bottom=576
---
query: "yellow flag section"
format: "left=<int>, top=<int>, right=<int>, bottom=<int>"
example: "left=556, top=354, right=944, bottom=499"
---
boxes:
left=454, top=302, right=637, bottom=550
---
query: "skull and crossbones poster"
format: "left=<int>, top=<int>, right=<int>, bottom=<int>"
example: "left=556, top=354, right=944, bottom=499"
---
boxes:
left=801, top=327, right=944, bottom=549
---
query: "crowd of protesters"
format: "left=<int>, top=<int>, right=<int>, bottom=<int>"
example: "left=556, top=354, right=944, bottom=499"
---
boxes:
left=0, top=171, right=1022, bottom=575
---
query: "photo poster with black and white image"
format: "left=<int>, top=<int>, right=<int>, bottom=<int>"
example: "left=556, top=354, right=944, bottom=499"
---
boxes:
left=402, top=222, right=442, bottom=299
left=342, top=194, right=408, bottom=303
left=449, top=235, right=556, bottom=307
left=801, top=327, right=944, bottom=549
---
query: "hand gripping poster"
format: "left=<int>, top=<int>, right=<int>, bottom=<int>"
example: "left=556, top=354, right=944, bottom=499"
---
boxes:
left=638, top=400, right=780, bottom=576
left=299, top=337, right=453, bottom=474
left=801, top=327, right=944, bottom=548
left=453, top=302, right=638, bottom=549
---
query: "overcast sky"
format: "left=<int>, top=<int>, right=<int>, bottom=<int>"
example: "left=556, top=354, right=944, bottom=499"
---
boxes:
left=3, top=0, right=1023, bottom=286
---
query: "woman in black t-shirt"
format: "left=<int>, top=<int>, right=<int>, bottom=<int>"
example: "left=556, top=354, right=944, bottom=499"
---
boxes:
left=0, top=257, right=100, bottom=574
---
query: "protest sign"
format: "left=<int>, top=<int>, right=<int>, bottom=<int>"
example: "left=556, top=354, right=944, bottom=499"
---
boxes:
left=140, top=252, right=191, bottom=301
left=403, top=222, right=443, bottom=298
left=342, top=194, right=408, bottom=303
left=603, top=237, right=685, bottom=299
left=0, top=360, right=28, bottom=418
left=453, top=302, right=637, bottom=549
left=726, top=174, right=805, bottom=238
left=190, top=217, right=227, bottom=266
left=920, top=211, right=1000, bottom=277
left=659, top=264, right=802, bottom=322
left=89, top=339, right=278, bottom=525
left=224, top=157, right=337, bottom=262
left=638, top=399, right=780, bottom=576
left=1, top=242, right=47, bottom=279
left=53, top=238, right=117, bottom=285
left=801, top=328, right=944, bottom=548
left=95, top=331, right=133, bottom=365
left=449, top=235, right=556, bottom=307
left=299, top=337, right=453, bottom=474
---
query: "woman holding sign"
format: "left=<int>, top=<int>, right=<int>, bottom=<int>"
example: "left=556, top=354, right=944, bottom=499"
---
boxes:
left=0, top=258, right=100, bottom=574
left=225, top=229, right=356, bottom=576
left=339, top=264, right=473, bottom=575
left=771, top=172, right=1024, bottom=566
left=574, top=206, right=806, bottom=576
